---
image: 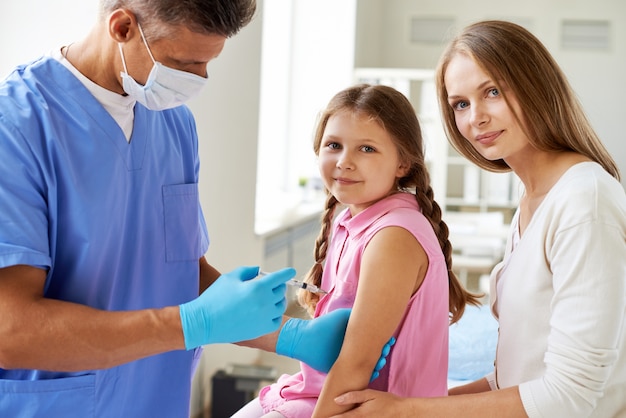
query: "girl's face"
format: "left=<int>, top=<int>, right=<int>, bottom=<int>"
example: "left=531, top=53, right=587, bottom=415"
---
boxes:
left=318, top=110, right=407, bottom=216
left=444, top=53, right=531, bottom=163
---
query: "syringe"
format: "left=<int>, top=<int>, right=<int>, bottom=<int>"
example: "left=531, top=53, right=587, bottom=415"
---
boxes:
left=286, top=279, right=328, bottom=295
left=259, top=271, right=328, bottom=295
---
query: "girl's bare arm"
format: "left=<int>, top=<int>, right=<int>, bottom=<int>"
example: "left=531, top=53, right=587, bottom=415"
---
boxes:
left=312, top=226, right=427, bottom=417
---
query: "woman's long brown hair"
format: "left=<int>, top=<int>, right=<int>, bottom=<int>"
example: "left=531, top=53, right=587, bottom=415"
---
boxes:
left=435, top=20, right=619, bottom=179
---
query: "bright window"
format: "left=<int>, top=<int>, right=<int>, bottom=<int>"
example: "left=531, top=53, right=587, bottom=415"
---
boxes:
left=255, top=0, right=357, bottom=234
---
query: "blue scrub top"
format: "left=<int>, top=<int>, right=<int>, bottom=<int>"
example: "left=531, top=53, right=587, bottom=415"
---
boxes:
left=0, top=56, right=209, bottom=417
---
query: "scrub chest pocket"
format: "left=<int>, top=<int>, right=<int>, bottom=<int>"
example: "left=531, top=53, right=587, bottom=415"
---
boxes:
left=162, top=183, right=203, bottom=262
left=0, top=374, right=96, bottom=418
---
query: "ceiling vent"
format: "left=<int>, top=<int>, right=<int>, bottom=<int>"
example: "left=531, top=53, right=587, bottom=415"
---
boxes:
left=561, top=20, right=611, bottom=50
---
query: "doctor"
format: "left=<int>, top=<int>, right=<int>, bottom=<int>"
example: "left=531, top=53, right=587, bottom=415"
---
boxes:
left=0, top=1, right=358, bottom=416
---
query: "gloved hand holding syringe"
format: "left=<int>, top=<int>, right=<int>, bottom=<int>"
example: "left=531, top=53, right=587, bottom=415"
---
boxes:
left=259, top=270, right=328, bottom=295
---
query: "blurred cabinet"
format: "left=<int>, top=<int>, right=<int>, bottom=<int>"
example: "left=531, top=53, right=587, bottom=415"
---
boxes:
left=262, top=217, right=319, bottom=318
left=263, top=217, right=318, bottom=274
left=446, top=148, right=521, bottom=221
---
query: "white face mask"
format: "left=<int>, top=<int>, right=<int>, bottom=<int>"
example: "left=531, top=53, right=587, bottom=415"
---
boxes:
left=118, top=24, right=208, bottom=110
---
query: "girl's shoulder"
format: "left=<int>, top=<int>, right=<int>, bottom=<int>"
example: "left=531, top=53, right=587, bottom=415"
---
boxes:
left=367, top=194, right=443, bottom=255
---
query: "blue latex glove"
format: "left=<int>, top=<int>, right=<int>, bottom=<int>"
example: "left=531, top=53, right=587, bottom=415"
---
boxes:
left=179, top=266, right=294, bottom=349
left=370, top=336, right=395, bottom=382
left=276, top=308, right=395, bottom=380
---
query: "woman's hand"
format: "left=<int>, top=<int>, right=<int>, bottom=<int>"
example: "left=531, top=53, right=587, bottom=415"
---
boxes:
left=331, top=385, right=529, bottom=418
left=330, top=389, right=414, bottom=418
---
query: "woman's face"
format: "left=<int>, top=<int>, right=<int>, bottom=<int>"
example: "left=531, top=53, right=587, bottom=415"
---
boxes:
left=318, top=110, right=407, bottom=216
left=444, top=53, right=531, bottom=163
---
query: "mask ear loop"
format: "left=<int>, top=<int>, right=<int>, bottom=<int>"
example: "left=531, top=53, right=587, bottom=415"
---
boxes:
left=136, top=23, right=157, bottom=65
left=117, top=23, right=156, bottom=77
left=118, top=43, right=130, bottom=74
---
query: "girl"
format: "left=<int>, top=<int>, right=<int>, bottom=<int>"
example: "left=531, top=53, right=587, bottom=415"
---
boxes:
left=233, top=84, right=480, bottom=418
left=332, top=20, right=626, bottom=418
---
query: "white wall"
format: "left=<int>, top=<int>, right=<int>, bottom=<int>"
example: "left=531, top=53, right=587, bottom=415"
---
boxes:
left=255, top=0, right=357, bottom=231
left=356, top=0, right=626, bottom=188
left=187, top=5, right=265, bottom=271
left=0, top=2, right=98, bottom=78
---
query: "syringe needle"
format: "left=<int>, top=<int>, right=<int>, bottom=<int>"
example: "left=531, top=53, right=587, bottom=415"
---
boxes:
left=257, top=270, right=328, bottom=294
left=287, top=279, right=328, bottom=295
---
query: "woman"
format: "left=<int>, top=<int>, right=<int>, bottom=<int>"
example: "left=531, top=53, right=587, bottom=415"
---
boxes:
left=331, top=20, right=626, bottom=418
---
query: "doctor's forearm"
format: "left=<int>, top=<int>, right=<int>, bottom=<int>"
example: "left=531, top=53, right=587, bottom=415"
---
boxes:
left=0, top=299, right=184, bottom=371
left=0, top=265, right=185, bottom=371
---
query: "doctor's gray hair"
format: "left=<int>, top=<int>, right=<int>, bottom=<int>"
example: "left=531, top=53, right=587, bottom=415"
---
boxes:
left=99, top=0, right=256, bottom=40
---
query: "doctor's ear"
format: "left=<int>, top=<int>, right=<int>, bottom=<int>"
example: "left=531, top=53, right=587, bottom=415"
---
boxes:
left=108, top=9, right=138, bottom=43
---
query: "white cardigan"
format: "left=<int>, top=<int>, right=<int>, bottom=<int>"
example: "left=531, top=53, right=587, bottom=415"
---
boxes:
left=486, top=162, right=626, bottom=417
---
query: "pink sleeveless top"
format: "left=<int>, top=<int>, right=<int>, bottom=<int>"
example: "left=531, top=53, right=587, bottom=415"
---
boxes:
left=259, top=193, right=450, bottom=417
